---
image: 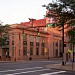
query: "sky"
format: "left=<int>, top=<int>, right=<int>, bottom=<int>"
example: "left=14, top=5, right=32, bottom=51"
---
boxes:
left=0, top=0, right=53, bottom=25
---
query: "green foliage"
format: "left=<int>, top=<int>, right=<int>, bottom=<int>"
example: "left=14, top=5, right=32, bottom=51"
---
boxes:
left=67, top=29, right=75, bottom=44
left=43, top=0, right=75, bottom=44
left=47, top=0, right=75, bottom=26
left=0, top=37, right=5, bottom=46
left=0, top=24, right=10, bottom=35
left=0, top=23, right=10, bottom=47
left=67, top=30, right=75, bottom=36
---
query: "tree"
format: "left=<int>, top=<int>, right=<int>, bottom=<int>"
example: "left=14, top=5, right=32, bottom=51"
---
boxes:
left=0, top=23, right=10, bottom=47
left=42, top=0, right=75, bottom=65
left=67, top=29, right=75, bottom=44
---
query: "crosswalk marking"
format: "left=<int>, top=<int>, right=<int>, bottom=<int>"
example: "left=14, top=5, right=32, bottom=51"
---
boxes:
left=40, top=71, right=66, bottom=75
left=0, top=67, right=43, bottom=73
left=0, top=66, right=66, bottom=75
left=5, top=69, right=50, bottom=75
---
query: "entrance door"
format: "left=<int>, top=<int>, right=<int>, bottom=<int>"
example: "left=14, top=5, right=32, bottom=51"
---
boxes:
left=2, top=48, right=9, bottom=60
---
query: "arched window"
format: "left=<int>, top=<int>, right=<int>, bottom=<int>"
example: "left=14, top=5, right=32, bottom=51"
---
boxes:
left=23, top=47, right=27, bottom=55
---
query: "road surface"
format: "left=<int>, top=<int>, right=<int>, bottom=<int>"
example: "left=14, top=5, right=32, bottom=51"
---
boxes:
left=0, top=60, right=75, bottom=75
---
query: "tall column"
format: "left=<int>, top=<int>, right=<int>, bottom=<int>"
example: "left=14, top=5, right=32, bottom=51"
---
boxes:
left=20, top=34, right=23, bottom=60
left=48, top=34, right=54, bottom=58
left=9, top=34, right=12, bottom=59
left=14, top=33, right=18, bottom=61
left=27, top=35, right=30, bottom=55
left=58, top=40, right=60, bottom=57
left=13, top=33, right=21, bottom=60
left=53, top=40, right=56, bottom=57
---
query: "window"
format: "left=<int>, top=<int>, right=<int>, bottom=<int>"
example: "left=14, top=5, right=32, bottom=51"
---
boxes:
left=23, top=41, right=27, bottom=45
left=42, top=43, right=45, bottom=47
left=23, top=35, right=27, bottom=41
left=30, top=36, right=34, bottom=42
left=30, top=42, right=34, bottom=46
left=3, top=34, right=9, bottom=37
left=56, top=42, right=58, bottom=47
left=30, top=47, right=33, bottom=55
left=4, top=36, right=9, bottom=40
left=12, top=33, right=14, bottom=40
left=23, top=47, right=27, bottom=55
left=12, top=46, right=14, bottom=56
left=36, top=48, right=39, bottom=55
left=4, top=41, right=9, bottom=45
left=12, top=41, right=14, bottom=45
left=36, top=42, right=39, bottom=46
left=36, top=37, right=40, bottom=42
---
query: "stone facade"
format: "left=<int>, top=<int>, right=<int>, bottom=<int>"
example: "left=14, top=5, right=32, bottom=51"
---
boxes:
left=0, top=18, right=69, bottom=61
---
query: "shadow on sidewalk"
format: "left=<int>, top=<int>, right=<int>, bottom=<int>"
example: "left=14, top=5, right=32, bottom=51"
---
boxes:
left=45, top=62, right=75, bottom=71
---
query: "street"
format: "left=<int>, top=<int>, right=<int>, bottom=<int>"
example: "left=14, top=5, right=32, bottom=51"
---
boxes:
left=0, top=60, right=75, bottom=75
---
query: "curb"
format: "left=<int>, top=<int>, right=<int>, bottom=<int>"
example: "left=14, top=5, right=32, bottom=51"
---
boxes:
left=50, top=68, right=75, bottom=72
left=45, top=64, right=75, bottom=72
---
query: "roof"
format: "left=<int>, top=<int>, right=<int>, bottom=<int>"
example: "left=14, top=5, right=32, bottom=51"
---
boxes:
left=20, top=18, right=46, bottom=27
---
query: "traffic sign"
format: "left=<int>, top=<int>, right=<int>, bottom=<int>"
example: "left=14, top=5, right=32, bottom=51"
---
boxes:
left=46, top=23, right=52, bottom=27
left=64, top=42, right=67, bottom=47
left=68, top=49, right=72, bottom=53
left=46, top=23, right=56, bottom=27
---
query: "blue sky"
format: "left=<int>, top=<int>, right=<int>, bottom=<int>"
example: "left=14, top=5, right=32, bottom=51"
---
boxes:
left=0, top=0, right=52, bottom=24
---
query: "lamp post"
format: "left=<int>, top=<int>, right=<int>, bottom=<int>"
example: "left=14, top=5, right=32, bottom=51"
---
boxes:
left=62, top=23, right=65, bottom=65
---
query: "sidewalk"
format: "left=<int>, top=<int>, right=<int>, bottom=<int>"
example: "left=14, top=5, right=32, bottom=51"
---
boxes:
left=45, top=62, right=75, bottom=71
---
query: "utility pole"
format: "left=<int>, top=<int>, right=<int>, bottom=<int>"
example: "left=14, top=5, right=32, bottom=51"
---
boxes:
left=62, top=23, right=65, bottom=65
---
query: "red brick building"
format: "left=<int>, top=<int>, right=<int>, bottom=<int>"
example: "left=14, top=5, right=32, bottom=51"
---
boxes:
left=0, top=10, right=70, bottom=61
